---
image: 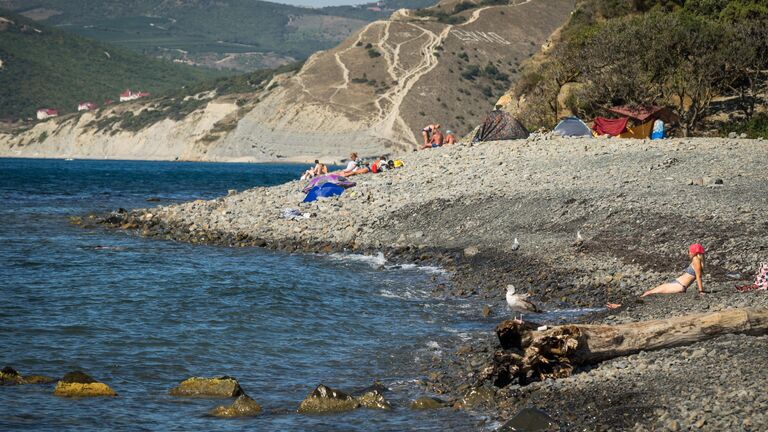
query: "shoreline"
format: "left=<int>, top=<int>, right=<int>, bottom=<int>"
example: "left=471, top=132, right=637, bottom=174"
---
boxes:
left=91, top=136, right=768, bottom=430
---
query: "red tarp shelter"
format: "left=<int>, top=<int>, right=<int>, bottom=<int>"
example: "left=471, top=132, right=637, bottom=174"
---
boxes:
left=608, top=106, right=678, bottom=124
left=592, top=117, right=629, bottom=136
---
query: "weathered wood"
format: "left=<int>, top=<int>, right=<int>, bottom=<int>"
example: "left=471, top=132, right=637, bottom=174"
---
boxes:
left=483, top=308, right=768, bottom=387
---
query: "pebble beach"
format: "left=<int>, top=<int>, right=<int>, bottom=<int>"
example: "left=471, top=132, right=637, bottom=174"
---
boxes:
left=95, top=135, right=768, bottom=430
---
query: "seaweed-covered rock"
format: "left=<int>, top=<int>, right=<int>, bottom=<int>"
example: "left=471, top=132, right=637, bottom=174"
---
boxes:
left=53, top=371, right=117, bottom=397
left=352, top=382, right=392, bottom=410
left=1, top=366, right=56, bottom=385
left=409, top=396, right=447, bottom=410
left=297, top=384, right=360, bottom=414
left=209, top=394, right=262, bottom=418
left=169, top=376, right=243, bottom=397
left=498, top=407, right=558, bottom=431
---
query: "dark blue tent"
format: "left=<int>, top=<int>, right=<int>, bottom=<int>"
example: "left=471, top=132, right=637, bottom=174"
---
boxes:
left=302, top=183, right=345, bottom=203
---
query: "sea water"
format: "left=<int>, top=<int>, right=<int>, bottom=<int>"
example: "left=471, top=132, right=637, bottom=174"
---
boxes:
left=0, top=158, right=483, bottom=431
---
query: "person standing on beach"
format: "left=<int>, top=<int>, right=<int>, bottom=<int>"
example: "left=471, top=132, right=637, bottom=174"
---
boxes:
left=641, top=243, right=706, bottom=297
left=421, top=123, right=440, bottom=147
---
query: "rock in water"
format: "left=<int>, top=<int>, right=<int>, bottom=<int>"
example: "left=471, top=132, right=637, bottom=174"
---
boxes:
left=53, top=371, right=117, bottom=397
left=409, top=396, right=447, bottom=410
left=297, top=384, right=360, bottom=414
left=209, top=394, right=262, bottom=418
left=169, top=376, right=244, bottom=397
left=352, top=382, right=392, bottom=410
left=498, top=407, right=558, bottom=431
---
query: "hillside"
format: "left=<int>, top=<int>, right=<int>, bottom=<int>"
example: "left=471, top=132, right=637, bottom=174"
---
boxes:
left=498, top=0, right=768, bottom=137
left=0, top=10, right=221, bottom=121
left=0, top=0, right=576, bottom=162
left=0, top=0, right=436, bottom=71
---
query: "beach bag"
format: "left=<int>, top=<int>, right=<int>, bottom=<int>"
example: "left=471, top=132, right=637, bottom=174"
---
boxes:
left=756, top=262, right=768, bottom=290
left=371, top=162, right=379, bottom=173
left=736, top=261, right=768, bottom=292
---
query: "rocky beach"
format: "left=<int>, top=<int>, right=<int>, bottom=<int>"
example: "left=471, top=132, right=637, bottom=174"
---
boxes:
left=95, top=135, right=768, bottom=430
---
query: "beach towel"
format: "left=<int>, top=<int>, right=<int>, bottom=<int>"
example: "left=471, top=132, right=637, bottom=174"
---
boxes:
left=592, top=117, right=629, bottom=136
left=302, top=174, right=355, bottom=193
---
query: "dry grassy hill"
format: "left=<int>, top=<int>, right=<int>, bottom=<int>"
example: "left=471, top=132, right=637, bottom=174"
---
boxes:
left=1, top=0, right=577, bottom=162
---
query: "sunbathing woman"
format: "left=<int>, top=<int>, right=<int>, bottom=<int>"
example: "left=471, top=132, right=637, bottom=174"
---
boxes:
left=641, top=243, right=706, bottom=297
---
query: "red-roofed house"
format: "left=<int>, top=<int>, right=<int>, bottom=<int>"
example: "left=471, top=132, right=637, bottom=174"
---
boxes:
left=77, top=102, right=98, bottom=111
left=119, top=89, right=150, bottom=102
left=36, top=108, right=58, bottom=120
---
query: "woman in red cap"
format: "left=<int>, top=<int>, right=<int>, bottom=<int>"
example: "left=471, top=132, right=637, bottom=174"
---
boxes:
left=640, top=243, right=706, bottom=297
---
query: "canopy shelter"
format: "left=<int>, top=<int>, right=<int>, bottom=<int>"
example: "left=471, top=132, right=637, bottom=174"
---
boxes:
left=608, top=105, right=678, bottom=124
left=554, top=116, right=592, bottom=137
left=472, top=110, right=529, bottom=142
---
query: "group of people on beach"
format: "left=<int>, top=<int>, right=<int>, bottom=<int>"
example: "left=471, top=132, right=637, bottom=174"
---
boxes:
left=301, top=152, right=399, bottom=181
left=420, top=123, right=457, bottom=150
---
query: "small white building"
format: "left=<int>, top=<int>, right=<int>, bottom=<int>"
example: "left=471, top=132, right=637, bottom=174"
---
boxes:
left=77, top=102, right=97, bottom=111
left=119, top=89, right=150, bottom=102
left=36, top=108, right=58, bottom=120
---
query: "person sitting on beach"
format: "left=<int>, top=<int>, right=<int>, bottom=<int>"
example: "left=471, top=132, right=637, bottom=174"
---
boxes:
left=313, top=160, right=328, bottom=176
left=301, top=159, right=328, bottom=180
left=641, top=243, right=706, bottom=297
left=421, top=128, right=444, bottom=150
left=444, top=130, right=456, bottom=145
left=421, top=123, right=440, bottom=148
left=340, top=152, right=370, bottom=177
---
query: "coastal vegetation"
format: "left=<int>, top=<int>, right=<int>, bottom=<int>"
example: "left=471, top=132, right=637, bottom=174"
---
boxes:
left=513, top=0, right=768, bottom=136
left=0, top=10, right=221, bottom=121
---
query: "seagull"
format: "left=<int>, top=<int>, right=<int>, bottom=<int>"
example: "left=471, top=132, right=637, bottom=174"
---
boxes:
left=505, top=284, right=540, bottom=313
left=511, top=238, right=520, bottom=251
left=573, top=230, right=584, bottom=247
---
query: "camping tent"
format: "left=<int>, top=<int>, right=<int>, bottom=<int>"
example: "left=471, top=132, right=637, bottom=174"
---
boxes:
left=609, top=105, right=678, bottom=139
left=472, top=110, right=529, bottom=142
left=303, top=183, right=346, bottom=203
left=554, top=117, right=592, bottom=137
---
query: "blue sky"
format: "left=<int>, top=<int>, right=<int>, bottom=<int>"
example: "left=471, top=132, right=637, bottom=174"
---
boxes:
left=272, top=0, right=364, bottom=6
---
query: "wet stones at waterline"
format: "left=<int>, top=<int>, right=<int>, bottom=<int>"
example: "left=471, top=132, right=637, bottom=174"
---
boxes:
left=209, top=394, right=262, bottom=418
left=169, top=376, right=244, bottom=397
left=297, top=384, right=361, bottom=414
left=0, top=366, right=56, bottom=386
left=352, top=381, right=392, bottom=410
left=53, top=371, right=117, bottom=397
left=497, top=407, right=558, bottom=432
left=409, top=396, right=448, bottom=410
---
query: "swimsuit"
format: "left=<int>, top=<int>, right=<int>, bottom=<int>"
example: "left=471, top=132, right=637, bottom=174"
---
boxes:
left=671, top=265, right=696, bottom=287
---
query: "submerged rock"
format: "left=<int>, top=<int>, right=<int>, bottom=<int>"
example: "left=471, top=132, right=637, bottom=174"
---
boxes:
left=498, top=407, right=558, bottom=431
left=409, top=396, right=447, bottom=410
left=297, top=384, right=360, bottom=414
left=458, top=386, right=496, bottom=409
left=169, top=376, right=244, bottom=397
left=209, top=394, right=262, bottom=418
left=0, top=366, right=56, bottom=386
left=352, top=382, right=392, bottom=410
left=53, top=371, right=117, bottom=397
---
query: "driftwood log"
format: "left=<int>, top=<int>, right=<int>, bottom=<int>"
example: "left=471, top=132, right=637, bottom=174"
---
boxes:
left=482, top=308, right=768, bottom=387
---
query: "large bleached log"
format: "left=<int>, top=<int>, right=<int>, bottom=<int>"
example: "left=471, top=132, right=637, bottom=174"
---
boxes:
left=484, top=308, right=768, bottom=387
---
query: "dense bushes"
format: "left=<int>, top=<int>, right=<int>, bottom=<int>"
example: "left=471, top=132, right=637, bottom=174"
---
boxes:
left=515, top=0, right=768, bottom=135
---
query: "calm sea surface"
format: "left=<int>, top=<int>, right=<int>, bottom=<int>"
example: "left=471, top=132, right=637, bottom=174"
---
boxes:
left=0, top=158, right=487, bottom=431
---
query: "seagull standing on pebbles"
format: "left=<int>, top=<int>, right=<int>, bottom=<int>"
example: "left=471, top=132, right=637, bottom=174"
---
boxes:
left=511, top=238, right=520, bottom=251
left=573, top=230, right=584, bottom=247
left=505, top=284, right=540, bottom=313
